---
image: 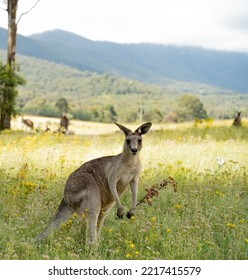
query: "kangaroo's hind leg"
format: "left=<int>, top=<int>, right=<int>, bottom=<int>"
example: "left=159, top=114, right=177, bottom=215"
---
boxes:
left=85, top=186, right=101, bottom=244
left=96, top=205, right=113, bottom=239
left=68, top=178, right=102, bottom=244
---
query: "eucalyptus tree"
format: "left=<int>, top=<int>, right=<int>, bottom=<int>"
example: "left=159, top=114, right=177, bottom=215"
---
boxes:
left=0, top=0, right=40, bottom=130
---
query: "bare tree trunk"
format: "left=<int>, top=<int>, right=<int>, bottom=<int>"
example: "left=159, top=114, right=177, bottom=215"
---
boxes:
left=0, top=114, right=11, bottom=130
left=7, top=0, right=18, bottom=67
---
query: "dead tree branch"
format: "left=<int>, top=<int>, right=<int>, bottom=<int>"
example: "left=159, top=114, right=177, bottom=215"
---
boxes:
left=16, top=0, right=41, bottom=26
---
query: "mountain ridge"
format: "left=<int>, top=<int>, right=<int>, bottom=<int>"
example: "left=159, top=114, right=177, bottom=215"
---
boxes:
left=0, top=27, right=248, bottom=92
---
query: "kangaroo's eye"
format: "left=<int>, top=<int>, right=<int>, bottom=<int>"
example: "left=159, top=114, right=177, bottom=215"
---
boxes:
left=138, top=139, right=142, bottom=144
left=126, top=139, right=131, bottom=145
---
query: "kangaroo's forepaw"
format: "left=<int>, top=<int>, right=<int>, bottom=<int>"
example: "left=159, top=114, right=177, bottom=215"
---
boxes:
left=126, top=210, right=135, bottom=219
left=117, top=208, right=125, bottom=219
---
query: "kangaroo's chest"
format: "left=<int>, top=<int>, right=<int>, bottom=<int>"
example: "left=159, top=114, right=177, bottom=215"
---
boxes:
left=116, top=168, right=138, bottom=193
left=119, top=171, right=135, bottom=186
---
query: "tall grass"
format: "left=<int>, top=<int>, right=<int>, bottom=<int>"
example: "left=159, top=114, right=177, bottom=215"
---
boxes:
left=0, top=123, right=247, bottom=259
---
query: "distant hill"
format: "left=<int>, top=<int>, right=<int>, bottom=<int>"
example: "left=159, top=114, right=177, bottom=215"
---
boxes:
left=1, top=27, right=248, bottom=92
left=1, top=48, right=248, bottom=122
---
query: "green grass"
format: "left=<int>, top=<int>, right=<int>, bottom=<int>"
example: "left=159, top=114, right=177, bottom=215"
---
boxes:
left=0, top=122, right=248, bottom=260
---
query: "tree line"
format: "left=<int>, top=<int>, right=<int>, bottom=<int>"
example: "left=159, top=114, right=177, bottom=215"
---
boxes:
left=19, top=94, right=208, bottom=124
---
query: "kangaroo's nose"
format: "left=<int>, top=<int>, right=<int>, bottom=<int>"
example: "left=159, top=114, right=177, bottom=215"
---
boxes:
left=131, top=148, right=138, bottom=153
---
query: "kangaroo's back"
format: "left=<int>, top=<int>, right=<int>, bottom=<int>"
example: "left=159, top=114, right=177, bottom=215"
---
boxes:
left=64, top=155, right=117, bottom=209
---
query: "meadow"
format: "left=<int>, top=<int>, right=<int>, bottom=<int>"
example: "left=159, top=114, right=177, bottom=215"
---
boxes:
left=0, top=119, right=247, bottom=260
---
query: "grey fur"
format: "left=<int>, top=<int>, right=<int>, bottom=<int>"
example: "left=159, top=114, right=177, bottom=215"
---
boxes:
left=36, top=122, right=152, bottom=244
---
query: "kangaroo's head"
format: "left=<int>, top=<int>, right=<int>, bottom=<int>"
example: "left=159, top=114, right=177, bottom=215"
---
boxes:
left=115, top=122, right=152, bottom=155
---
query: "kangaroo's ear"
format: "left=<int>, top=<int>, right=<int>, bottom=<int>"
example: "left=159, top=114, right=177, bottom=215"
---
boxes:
left=135, top=122, right=152, bottom=135
left=114, top=122, right=133, bottom=136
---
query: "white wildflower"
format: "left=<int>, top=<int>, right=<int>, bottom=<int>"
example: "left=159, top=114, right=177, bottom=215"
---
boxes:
left=216, top=157, right=225, bottom=167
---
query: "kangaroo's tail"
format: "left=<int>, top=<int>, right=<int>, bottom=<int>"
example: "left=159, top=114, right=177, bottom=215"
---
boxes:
left=36, top=198, right=73, bottom=241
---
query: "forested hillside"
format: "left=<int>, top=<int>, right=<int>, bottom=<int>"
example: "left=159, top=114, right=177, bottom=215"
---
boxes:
left=1, top=27, right=248, bottom=92
left=13, top=53, right=172, bottom=122
left=1, top=49, right=247, bottom=123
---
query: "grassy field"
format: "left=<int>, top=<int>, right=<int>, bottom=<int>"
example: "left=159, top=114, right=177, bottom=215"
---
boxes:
left=0, top=119, right=247, bottom=260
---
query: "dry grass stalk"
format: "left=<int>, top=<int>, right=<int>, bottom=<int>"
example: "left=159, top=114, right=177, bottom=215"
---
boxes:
left=136, top=177, right=177, bottom=207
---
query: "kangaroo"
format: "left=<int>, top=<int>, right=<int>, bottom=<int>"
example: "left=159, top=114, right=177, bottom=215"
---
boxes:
left=22, top=116, right=34, bottom=130
left=233, top=111, right=241, bottom=126
left=36, top=122, right=152, bottom=244
left=60, top=114, right=69, bottom=131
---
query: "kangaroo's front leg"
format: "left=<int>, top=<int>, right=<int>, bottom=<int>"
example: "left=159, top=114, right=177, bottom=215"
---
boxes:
left=108, top=178, right=124, bottom=218
left=127, top=178, right=138, bottom=219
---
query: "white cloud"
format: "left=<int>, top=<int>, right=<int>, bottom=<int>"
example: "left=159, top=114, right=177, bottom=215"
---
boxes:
left=0, top=0, right=248, bottom=52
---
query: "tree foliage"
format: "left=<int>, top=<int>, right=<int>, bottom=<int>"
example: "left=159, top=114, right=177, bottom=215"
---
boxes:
left=0, top=62, right=25, bottom=129
left=55, top=98, right=70, bottom=114
left=174, top=94, right=208, bottom=122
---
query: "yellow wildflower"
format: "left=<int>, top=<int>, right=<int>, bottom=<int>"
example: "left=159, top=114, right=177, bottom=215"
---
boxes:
left=175, top=204, right=182, bottom=210
left=72, top=213, right=77, bottom=219
left=129, top=243, right=135, bottom=249
left=61, top=219, right=72, bottom=229
left=151, top=217, right=156, bottom=223
left=126, top=253, right=132, bottom=259
left=166, top=228, right=171, bottom=233
left=226, top=223, right=235, bottom=229
left=153, top=233, right=157, bottom=239
left=130, top=216, right=135, bottom=222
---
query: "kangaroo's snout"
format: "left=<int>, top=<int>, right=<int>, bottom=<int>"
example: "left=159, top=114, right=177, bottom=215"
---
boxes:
left=131, top=148, right=138, bottom=155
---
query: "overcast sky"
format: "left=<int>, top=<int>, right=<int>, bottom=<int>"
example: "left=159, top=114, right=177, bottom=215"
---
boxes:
left=1, top=0, right=248, bottom=53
